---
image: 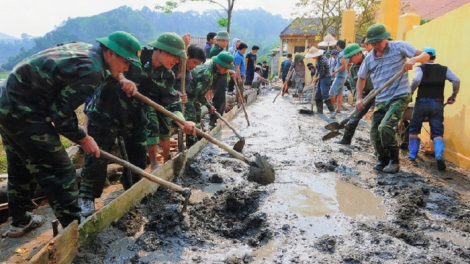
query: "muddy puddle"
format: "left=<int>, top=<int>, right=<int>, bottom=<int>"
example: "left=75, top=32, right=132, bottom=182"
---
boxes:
left=75, top=89, right=470, bottom=264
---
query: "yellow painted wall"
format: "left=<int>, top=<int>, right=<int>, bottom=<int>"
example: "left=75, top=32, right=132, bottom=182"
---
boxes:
left=405, top=3, right=470, bottom=168
left=396, top=13, right=420, bottom=41
left=341, top=10, right=356, bottom=44
left=378, top=0, right=400, bottom=40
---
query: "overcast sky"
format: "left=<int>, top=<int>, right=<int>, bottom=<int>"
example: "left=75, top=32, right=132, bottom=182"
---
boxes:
left=0, top=0, right=298, bottom=38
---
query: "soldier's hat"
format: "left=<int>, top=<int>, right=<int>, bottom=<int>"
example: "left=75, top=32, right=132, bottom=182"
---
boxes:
left=212, top=51, right=234, bottom=70
left=343, top=43, right=364, bottom=58
left=294, top=53, right=304, bottom=62
left=148, top=33, right=187, bottom=59
left=365, top=24, right=391, bottom=44
left=96, top=31, right=142, bottom=68
left=214, top=31, right=230, bottom=41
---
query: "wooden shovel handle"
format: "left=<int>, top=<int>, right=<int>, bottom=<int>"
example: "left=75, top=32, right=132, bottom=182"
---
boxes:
left=340, top=70, right=405, bottom=127
left=134, top=92, right=250, bottom=164
left=232, top=78, right=251, bottom=126
left=213, top=111, right=244, bottom=140
left=99, top=150, right=189, bottom=196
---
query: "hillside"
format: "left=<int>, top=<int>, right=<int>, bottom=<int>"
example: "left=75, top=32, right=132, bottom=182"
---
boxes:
left=0, top=6, right=290, bottom=69
left=0, top=32, right=18, bottom=40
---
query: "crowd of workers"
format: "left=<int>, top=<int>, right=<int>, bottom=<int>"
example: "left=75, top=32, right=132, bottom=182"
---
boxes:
left=281, top=23, right=460, bottom=174
left=0, top=23, right=460, bottom=239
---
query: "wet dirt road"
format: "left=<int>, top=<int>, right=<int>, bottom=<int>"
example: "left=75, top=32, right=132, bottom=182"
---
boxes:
left=75, top=89, right=470, bottom=264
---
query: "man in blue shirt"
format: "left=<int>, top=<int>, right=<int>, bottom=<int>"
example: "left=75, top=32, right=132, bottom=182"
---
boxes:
left=280, top=53, right=293, bottom=84
left=329, top=40, right=347, bottom=119
left=407, top=47, right=460, bottom=171
left=355, top=24, right=430, bottom=174
left=234, top=42, right=248, bottom=105
left=204, top=32, right=217, bottom=59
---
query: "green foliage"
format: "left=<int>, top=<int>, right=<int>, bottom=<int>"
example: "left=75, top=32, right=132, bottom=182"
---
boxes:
left=0, top=71, right=9, bottom=79
left=0, top=38, right=35, bottom=65
left=1, top=6, right=289, bottom=70
left=217, top=18, right=228, bottom=27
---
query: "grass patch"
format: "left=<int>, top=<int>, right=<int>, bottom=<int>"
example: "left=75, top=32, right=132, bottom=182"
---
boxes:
left=0, top=71, right=9, bottom=79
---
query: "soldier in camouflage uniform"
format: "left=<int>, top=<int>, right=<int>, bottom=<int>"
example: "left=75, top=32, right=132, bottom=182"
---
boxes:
left=78, top=33, right=197, bottom=218
left=209, top=31, right=231, bottom=128
left=78, top=79, right=149, bottom=218
left=130, top=33, right=197, bottom=168
left=185, top=52, right=235, bottom=147
left=355, top=24, right=430, bottom=174
left=0, top=31, right=142, bottom=237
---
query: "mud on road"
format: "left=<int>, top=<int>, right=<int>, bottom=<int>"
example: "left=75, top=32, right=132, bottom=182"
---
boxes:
left=75, top=89, right=470, bottom=264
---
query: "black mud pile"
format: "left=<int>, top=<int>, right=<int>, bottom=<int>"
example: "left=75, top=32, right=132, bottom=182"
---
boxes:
left=75, top=170, right=271, bottom=263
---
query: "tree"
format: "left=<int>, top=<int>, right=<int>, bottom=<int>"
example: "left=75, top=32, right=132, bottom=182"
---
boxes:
left=293, top=0, right=381, bottom=40
left=155, top=0, right=236, bottom=33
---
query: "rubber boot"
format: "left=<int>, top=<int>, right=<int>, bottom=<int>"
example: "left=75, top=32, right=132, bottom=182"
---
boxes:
left=406, top=138, right=420, bottom=165
left=324, top=99, right=335, bottom=118
left=315, top=99, right=323, bottom=114
left=383, top=148, right=400, bottom=174
left=335, top=124, right=356, bottom=145
left=434, top=138, right=446, bottom=171
left=374, top=152, right=390, bottom=171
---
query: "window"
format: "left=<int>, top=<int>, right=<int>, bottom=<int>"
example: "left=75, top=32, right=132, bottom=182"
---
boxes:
left=294, top=46, right=305, bottom=53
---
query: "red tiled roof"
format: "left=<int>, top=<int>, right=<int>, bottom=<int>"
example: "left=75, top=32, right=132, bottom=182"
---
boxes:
left=401, top=0, right=470, bottom=20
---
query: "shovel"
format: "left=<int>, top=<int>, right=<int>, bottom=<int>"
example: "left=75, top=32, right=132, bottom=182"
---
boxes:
left=273, top=68, right=294, bottom=103
left=213, top=110, right=245, bottom=152
left=134, top=92, right=275, bottom=185
left=98, top=150, right=192, bottom=211
left=233, top=78, right=250, bottom=126
left=322, top=70, right=405, bottom=141
left=178, top=55, right=188, bottom=152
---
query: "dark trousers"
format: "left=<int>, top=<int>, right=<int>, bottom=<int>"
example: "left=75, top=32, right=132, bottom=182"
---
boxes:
left=210, top=74, right=228, bottom=126
left=0, top=117, right=80, bottom=227
left=245, top=69, right=255, bottom=85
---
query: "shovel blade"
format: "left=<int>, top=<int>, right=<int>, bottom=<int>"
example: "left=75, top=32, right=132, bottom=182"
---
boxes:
left=322, top=131, right=342, bottom=141
left=247, top=154, right=275, bottom=185
left=324, top=122, right=341, bottom=131
left=233, top=138, right=245, bottom=153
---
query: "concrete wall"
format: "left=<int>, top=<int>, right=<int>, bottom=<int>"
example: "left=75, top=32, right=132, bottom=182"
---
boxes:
left=405, top=3, right=470, bottom=168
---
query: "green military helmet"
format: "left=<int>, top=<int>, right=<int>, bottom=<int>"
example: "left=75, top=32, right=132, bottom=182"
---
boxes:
left=212, top=51, right=235, bottom=70
left=365, top=24, right=391, bottom=44
left=148, top=33, right=187, bottom=59
left=214, top=31, right=230, bottom=40
left=96, top=31, right=142, bottom=68
left=343, top=43, right=365, bottom=58
left=294, top=53, right=304, bottom=62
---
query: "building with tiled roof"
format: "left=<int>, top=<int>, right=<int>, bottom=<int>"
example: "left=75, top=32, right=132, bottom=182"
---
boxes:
left=401, top=0, right=470, bottom=20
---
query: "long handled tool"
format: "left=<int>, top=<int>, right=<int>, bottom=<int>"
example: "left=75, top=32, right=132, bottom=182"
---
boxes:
left=99, top=149, right=191, bottom=210
left=322, top=70, right=405, bottom=141
left=213, top=110, right=245, bottom=152
left=297, top=83, right=316, bottom=114
left=134, top=92, right=275, bottom=185
left=117, top=136, right=133, bottom=186
left=178, top=56, right=188, bottom=152
left=273, top=68, right=294, bottom=103
left=233, top=78, right=250, bottom=126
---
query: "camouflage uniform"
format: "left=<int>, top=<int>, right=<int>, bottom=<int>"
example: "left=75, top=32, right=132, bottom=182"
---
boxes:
left=209, top=43, right=224, bottom=58
left=208, top=43, right=229, bottom=128
left=79, top=79, right=148, bottom=198
left=0, top=42, right=106, bottom=227
left=125, top=48, right=185, bottom=146
left=185, top=61, right=222, bottom=147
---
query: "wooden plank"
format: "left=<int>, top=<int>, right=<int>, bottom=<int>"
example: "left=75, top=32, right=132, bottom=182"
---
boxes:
left=28, top=221, right=79, bottom=264
left=79, top=161, right=174, bottom=246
